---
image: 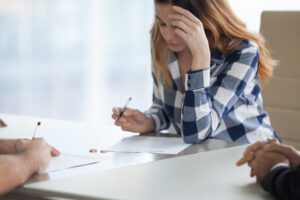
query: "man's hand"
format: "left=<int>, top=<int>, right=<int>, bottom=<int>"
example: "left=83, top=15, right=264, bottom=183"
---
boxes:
left=236, top=139, right=278, bottom=166
left=249, top=149, right=289, bottom=183
left=264, top=142, right=300, bottom=168
left=15, top=138, right=60, bottom=173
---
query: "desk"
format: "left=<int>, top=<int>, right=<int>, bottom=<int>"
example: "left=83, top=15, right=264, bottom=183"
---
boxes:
left=0, top=114, right=269, bottom=199
left=23, top=146, right=273, bottom=200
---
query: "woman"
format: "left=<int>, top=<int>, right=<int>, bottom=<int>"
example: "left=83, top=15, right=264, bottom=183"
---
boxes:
left=112, top=0, right=278, bottom=144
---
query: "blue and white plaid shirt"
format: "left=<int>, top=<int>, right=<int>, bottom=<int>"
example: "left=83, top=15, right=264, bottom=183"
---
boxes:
left=146, top=40, right=277, bottom=144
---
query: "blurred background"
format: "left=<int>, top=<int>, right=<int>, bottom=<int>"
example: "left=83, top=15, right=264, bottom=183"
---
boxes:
left=0, top=0, right=300, bottom=126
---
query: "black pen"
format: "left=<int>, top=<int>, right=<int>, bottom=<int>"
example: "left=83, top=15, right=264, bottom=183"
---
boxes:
left=116, top=97, right=132, bottom=121
left=32, top=121, right=41, bottom=139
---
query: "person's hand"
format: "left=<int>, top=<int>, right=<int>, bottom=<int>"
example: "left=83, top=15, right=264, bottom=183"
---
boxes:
left=169, top=6, right=210, bottom=70
left=112, top=107, right=155, bottom=134
left=249, top=149, right=289, bottom=183
left=15, top=138, right=60, bottom=173
left=236, top=139, right=278, bottom=166
left=264, top=143, right=300, bottom=168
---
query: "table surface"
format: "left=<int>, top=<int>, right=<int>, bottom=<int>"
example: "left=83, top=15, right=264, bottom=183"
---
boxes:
left=24, top=146, right=273, bottom=200
left=0, top=114, right=270, bottom=200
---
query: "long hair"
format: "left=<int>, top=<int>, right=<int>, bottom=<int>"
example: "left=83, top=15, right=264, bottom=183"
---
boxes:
left=151, top=0, right=276, bottom=88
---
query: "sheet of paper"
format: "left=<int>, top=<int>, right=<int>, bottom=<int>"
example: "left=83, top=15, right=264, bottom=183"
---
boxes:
left=106, top=136, right=190, bottom=155
left=46, top=154, right=103, bottom=173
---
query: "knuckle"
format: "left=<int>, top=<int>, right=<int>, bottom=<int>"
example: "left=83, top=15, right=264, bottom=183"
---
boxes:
left=256, top=149, right=263, bottom=156
left=287, top=146, right=294, bottom=153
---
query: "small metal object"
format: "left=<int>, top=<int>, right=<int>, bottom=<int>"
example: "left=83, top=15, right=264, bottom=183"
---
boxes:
left=89, top=149, right=98, bottom=153
left=100, top=150, right=108, bottom=153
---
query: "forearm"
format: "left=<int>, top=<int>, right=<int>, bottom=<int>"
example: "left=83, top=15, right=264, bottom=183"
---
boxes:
left=181, top=68, right=220, bottom=143
left=0, top=139, right=18, bottom=154
left=0, top=154, right=37, bottom=195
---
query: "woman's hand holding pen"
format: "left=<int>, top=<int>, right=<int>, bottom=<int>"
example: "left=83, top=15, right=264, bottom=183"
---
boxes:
left=169, top=6, right=210, bottom=70
left=112, top=107, right=155, bottom=134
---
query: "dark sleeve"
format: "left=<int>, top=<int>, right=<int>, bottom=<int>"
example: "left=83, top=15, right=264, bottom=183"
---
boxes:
left=261, top=165, right=300, bottom=200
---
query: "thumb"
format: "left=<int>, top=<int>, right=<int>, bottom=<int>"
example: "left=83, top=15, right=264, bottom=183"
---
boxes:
left=50, top=146, right=60, bottom=157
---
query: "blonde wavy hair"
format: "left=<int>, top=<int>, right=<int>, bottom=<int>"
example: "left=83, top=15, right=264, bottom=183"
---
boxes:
left=151, top=0, right=276, bottom=88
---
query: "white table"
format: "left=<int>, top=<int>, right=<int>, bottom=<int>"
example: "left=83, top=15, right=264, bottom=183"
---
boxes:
left=23, top=146, right=273, bottom=200
left=0, top=114, right=271, bottom=200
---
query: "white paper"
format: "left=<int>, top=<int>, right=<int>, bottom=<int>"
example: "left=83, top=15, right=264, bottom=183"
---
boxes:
left=106, top=136, right=190, bottom=155
left=46, top=154, right=102, bottom=173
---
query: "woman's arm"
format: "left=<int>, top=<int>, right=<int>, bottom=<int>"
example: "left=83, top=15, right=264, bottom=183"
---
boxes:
left=145, top=73, right=170, bottom=132
left=181, top=41, right=259, bottom=143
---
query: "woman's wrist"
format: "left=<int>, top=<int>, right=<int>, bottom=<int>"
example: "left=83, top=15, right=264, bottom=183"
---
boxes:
left=141, top=116, right=155, bottom=134
left=191, top=54, right=210, bottom=71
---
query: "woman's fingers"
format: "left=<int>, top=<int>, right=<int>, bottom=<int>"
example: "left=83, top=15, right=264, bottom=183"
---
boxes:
left=112, top=107, right=121, bottom=119
left=172, top=20, right=192, bottom=34
left=174, top=28, right=188, bottom=42
left=172, top=6, right=199, bottom=24
left=169, top=14, right=197, bottom=30
left=115, top=117, right=127, bottom=126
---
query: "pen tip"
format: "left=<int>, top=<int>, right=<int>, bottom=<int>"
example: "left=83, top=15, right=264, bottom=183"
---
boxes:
left=37, top=121, right=41, bottom=126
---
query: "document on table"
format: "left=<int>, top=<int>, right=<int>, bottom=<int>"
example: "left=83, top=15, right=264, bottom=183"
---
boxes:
left=105, top=136, right=191, bottom=155
left=46, top=154, right=103, bottom=173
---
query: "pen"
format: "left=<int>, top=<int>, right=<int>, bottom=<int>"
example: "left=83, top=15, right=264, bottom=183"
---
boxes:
left=116, top=97, right=132, bottom=121
left=32, top=121, right=41, bottom=139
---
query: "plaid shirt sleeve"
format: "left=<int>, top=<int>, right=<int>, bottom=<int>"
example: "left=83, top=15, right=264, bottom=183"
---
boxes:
left=145, top=73, right=170, bottom=131
left=182, top=42, right=259, bottom=143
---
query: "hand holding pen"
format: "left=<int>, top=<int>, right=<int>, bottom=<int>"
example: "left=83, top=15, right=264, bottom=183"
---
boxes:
left=115, top=97, right=132, bottom=121
left=112, top=97, right=155, bottom=134
left=29, top=121, right=60, bottom=157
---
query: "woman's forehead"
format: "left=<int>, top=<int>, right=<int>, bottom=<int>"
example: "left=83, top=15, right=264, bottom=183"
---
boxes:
left=155, top=3, right=174, bottom=17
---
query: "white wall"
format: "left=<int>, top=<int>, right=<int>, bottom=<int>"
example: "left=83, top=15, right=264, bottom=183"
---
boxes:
left=0, top=0, right=299, bottom=125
